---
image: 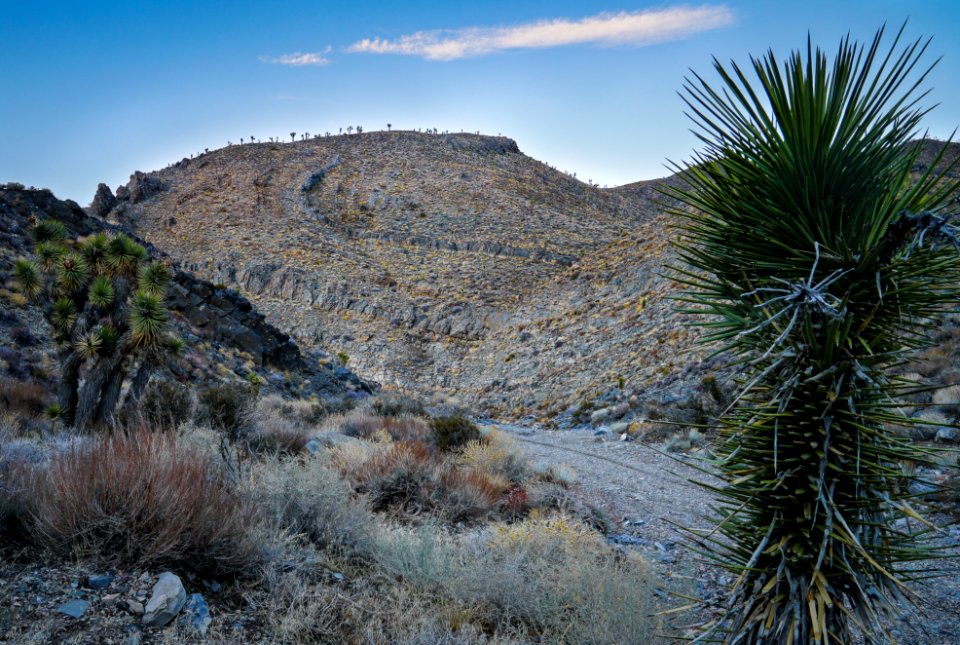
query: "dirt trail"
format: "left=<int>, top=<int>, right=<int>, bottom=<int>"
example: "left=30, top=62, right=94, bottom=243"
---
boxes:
left=503, top=425, right=960, bottom=645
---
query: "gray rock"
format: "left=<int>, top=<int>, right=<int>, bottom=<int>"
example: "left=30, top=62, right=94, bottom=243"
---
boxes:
left=86, top=574, right=114, bottom=590
left=179, top=593, right=211, bottom=636
left=143, top=572, right=187, bottom=627
left=935, top=427, right=958, bottom=443
left=57, top=599, right=89, bottom=618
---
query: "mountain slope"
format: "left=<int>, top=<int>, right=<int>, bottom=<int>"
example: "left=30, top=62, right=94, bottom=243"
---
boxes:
left=98, top=132, right=711, bottom=418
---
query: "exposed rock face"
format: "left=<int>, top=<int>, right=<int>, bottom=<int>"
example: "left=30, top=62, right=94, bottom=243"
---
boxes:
left=88, top=183, right=117, bottom=219
left=118, top=171, right=165, bottom=204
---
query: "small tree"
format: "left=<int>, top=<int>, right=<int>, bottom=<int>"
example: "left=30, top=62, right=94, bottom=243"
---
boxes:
left=668, top=26, right=960, bottom=643
left=14, top=223, right=182, bottom=428
left=346, top=126, right=354, bottom=135
left=387, top=123, right=392, bottom=131
left=356, top=125, right=362, bottom=134
left=290, top=132, right=296, bottom=142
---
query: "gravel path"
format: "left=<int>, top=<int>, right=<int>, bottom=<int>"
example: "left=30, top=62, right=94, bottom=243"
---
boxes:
left=503, top=425, right=960, bottom=645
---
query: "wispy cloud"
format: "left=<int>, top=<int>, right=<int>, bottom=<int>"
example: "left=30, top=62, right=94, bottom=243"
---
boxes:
left=260, top=47, right=331, bottom=66
left=346, top=6, right=733, bottom=61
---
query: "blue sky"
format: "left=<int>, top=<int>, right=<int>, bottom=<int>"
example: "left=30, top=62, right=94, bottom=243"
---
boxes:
left=3, top=1, right=960, bottom=204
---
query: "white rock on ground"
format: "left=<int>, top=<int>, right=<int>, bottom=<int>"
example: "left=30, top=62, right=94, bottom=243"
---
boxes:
left=143, top=572, right=187, bottom=627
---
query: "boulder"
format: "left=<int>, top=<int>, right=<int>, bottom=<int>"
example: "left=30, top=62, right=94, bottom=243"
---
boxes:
left=143, top=572, right=186, bottom=627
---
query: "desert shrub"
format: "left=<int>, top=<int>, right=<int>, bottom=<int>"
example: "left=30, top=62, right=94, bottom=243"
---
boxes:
left=252, top=456, right=376, bottom=559
left=10, top=326, right=36, bottom=346
left=0, top=449, right=32, bottom=547
left=378, top=516, right=661, bottom=643
left=344, top=441, right=505, bottom=524
left=668, top=26, right=960, bottom=642
left=457, top=429, right=528, bottom=483
left=27, top=430, right=259, bottom=577
left=432, top=415, right=481, bottom=452
left=244, top=399, right=312, bottom=455
left=127, top=378, right=193, bottom=428
left=370, top=391, right=427, bottom=418
left=0, top=378, right=49, bottom=418
left=349, top=441, right=437, bottom=515
left=196, top=383, right=254, bottom=437
left=337, top=409, right=432, bottom=444
left=532, top=461, right=578, bottom=487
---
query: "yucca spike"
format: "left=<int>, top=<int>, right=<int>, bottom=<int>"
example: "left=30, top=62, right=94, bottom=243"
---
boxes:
left=129, top=289, right=167, bottom=347
left=31, top=219, right=67, bottom=243
left=13, top=258, right=40, bottom=299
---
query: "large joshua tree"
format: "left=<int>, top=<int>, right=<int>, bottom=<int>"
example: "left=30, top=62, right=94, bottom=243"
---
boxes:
left=667, top=26, right=960, bottom=643
left=14, top=221, right=182, bottom=429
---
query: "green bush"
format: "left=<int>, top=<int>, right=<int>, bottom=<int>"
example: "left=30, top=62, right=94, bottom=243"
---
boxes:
left=196, top=383, right=254, bottom=437
left=668, top=25, right=960, bottom=642
left=129, top=379, right=193, bottom=428
left=432, top=415, right=481, bottom=452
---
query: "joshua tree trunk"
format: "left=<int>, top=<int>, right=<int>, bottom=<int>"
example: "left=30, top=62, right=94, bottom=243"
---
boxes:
left=124, top=358, right=154, bottom=410
left=94, top=363, right=127, bottom=427
left=73, top=339, right=130, bottom=430
left=57, top=350, right=82, bottom=425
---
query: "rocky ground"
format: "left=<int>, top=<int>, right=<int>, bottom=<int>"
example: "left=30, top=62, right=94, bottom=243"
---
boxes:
left=506, top=425, right=960, bottom=645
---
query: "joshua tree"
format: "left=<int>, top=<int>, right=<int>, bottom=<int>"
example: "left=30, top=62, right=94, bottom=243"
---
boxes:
left=290, top=132, right=296, bottom=142
left=14, top=222, right=182, bottom=429
left=387, top=123, right=392, bottom=131
left=356, top=125, right=363, bottom=134
left=668, top=26, right=960, bottom=643
left=240, top=138, right=244, bottom=144
left=346, top=126, right=354, bottom=135
left=251, top=135, right=255, bottom=143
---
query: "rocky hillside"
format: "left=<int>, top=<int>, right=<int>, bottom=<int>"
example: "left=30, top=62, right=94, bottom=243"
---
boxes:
left=94, top=131, right=710, bottom=421
left=0, top=186, right=371, bottom=405
left=97, top=132, right=960, bottom=421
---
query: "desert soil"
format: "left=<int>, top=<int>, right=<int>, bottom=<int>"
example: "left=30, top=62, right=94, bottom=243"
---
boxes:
left=503, top=425, right=960, bottom=645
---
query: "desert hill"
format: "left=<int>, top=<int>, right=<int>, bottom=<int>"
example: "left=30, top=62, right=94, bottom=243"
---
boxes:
left=99, top=132, right=960, bottom=421
left=100, top=130, right=708, bottom=421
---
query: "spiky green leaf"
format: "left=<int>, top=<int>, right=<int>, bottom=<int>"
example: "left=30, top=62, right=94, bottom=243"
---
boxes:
left=87, top=275, right=115, bottom=308
left=106, top=234, right=148, bottom=277
left=31, top=219, right=67, bottom=244
left=129, top=289, right=167, bottom=347
left=13, top=259, right=40, bottom=299
left=137, top=260, right=172, bottom=295
left=57, top=253, right=88, bottom=292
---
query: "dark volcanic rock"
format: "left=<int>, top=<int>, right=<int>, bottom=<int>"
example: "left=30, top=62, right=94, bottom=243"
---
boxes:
left=88, top=183, right=117, bottom=218
left=120, top=171, right=165, bottom=204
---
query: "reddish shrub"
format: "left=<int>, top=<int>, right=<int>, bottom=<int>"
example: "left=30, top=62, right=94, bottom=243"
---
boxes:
left=0, top=378, right=49, bottom=418
left=28, top=431, right=259, bottom=577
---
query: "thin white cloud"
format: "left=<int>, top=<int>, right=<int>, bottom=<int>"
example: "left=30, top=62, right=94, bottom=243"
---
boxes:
left=260, top=48, right=331, bottom=66
left=346, top=6, right=733, bottom=61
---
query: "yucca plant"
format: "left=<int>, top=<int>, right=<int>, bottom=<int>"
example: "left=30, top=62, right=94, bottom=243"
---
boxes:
left=12, top=223, right=181, bottom=429
left=666, top=26, right=960, bottom=643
